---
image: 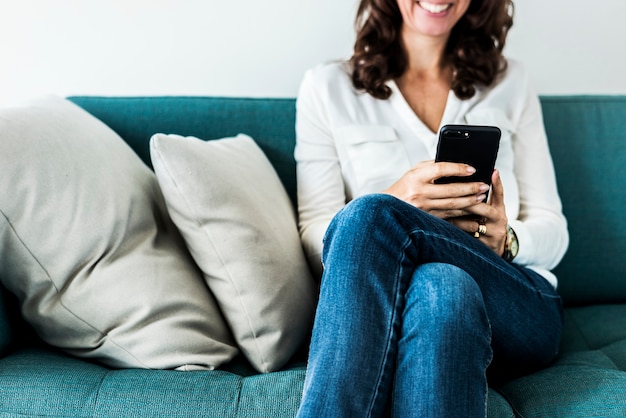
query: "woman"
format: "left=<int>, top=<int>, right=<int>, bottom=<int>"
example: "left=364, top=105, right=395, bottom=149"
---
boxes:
left=294, top=0, right=568, bottom=417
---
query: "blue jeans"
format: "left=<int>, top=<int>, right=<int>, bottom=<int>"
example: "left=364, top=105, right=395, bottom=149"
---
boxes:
left=297, top=194, right=563, bottom=418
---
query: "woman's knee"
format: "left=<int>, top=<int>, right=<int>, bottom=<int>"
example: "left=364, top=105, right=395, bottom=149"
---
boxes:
left=323, top=194, right=407, bottom=255
left=406, top=263, right=487, bottom=328
left=331, top=194, right=401, bottom=228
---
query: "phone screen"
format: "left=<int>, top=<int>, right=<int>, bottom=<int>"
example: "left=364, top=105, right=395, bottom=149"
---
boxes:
left=434, top=124, right=501, bottom=186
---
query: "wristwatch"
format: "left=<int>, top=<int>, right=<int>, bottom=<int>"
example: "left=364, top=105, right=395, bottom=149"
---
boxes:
left=502, top=224, right=519, bottom=262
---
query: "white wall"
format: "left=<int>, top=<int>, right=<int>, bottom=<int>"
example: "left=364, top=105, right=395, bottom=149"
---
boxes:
left=1, top=0, right=625, bottom=107
left=506, top=0, right=626, bottom=95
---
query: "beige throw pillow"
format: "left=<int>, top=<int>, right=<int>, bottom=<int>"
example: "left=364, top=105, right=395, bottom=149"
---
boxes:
left=0, top=96, right=238, bottom=370
left=150, top=133, right=316, bottom=373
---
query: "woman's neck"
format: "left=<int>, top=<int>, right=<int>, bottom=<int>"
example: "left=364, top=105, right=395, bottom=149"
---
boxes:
left=400, top=24, right=450, bottom=79
left=396, top=26, right=453, bottom=132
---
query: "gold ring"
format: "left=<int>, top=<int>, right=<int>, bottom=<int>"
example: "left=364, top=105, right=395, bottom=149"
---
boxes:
left=474, top=231, right=480, bottom=238
left=478, top=224, right=487, bottom=235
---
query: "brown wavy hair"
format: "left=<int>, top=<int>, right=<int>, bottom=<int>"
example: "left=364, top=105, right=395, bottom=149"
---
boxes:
left=350, top=0, right=514, bottom=100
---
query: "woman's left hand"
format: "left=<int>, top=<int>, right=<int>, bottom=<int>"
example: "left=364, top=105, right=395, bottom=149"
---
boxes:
left=448, top=169, right=508, bottom=256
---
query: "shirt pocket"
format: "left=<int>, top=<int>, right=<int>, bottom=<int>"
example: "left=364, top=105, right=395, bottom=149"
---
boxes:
left=335, top=125, right=410, bottom=196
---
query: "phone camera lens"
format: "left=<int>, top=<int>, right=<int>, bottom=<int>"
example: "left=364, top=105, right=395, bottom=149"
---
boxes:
left=444, top=130, right=464, bottom=138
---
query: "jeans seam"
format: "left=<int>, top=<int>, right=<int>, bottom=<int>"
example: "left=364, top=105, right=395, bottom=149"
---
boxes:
left=367, top=235, right=414, bottom=417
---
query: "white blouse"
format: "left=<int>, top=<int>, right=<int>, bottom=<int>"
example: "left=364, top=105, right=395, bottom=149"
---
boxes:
left=295, top=59, right=568, bottom=287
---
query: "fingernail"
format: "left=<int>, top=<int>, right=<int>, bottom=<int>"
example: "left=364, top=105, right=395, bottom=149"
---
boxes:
left=467, top=166, right=476, bottom=173
left=476, top=194, right=486, bottom=201
left=479, top=184, right=490, bottom=192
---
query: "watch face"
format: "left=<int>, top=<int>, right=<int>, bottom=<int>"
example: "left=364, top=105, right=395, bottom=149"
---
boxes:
left=511, top=236, right=519, bottom=257
left=505, top=225, right=519, bottom=261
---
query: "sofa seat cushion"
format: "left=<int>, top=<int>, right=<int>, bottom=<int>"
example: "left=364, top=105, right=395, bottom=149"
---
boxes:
left=498, top=304, right=626, bottom=415
left=0, top=347, right=306, bottom=417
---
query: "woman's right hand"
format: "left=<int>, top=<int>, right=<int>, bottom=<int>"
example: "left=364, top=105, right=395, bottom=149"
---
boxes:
left=382, top=160, right=490, bottom=219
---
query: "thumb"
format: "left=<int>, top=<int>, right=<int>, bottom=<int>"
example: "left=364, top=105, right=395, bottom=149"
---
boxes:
left=489, top=169, right=505, bottom=210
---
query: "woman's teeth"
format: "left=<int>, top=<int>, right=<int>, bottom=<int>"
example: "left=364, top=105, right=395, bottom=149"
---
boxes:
left=418, top=2, right=452, bottom=14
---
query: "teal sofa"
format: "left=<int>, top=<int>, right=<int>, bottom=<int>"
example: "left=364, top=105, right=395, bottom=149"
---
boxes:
left=1, top=95, right=626, bottom=417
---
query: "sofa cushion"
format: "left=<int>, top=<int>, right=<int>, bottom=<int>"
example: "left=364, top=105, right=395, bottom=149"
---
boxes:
left=149, top=133, right=317, bottom=373
left=0, top=96, right=238, bottom=369
left=0, top=348, right=307, bottom=417
left=498, top=304, right=626, bottom=415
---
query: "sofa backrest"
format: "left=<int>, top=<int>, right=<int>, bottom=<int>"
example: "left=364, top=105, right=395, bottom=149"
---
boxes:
left=68, top=96, right=626, bottom=306
left=540, top=96, right=626, bottom=304
left=69, top=96, right=299, bottom=206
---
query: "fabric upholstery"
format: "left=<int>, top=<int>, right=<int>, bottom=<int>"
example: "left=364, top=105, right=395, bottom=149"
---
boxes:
left=0, top=96, right=237, bottom=370
left=0, top=348, right=306, bottom=417
left=150, top=133, right=316, bottom=373
left=541, top=96, right=626, bottom=304
left=67, top=96, right=298, bottom=205
left=499, top=304, right=626, bottom=416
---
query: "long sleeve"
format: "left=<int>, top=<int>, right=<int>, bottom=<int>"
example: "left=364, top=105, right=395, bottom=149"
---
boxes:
left=508, top=78, right=569, bottom=272
left=295, top=68, right=347, bottom=278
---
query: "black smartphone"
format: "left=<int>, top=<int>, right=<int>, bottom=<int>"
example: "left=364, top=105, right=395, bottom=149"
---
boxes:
left=434, top=124, right=501, bottom=200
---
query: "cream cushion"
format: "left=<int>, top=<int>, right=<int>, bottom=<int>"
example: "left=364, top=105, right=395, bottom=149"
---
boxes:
left=150, top=133, right=316, bottom=373
left=0, top=96, right=238, bottom=370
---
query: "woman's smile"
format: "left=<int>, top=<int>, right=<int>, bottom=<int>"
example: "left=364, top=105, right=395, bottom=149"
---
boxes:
left=398, top=0, right=470, bottom=39
left=417, top=1, right=454, bottom=15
